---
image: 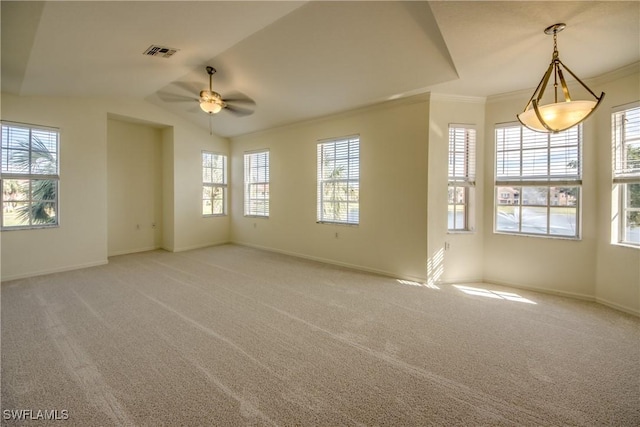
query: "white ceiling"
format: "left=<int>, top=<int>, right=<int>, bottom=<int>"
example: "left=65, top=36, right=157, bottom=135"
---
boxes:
left=2, top=1, right=639, bottom=138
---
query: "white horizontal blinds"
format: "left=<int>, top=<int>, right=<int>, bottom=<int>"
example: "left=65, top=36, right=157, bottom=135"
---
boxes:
left=613, top=106, right=640, bottom=182
left=495, top=124, right=581, bottom=184
left=1, top=122, right=60, bottom=228
left=1, top=123, right=59, bottom=177
left=448, top=125, right=475, bottom=231
left=448, top=125, right=476, bottom=185
left=494, top=123, right=581, bottom=238
left=202, top=152, right=226, bottom=216
left=244, top=150, right=269, bottom=217
left=317, top=135, right=360, bottom=224
left=612, top=104, right=640, bottom=245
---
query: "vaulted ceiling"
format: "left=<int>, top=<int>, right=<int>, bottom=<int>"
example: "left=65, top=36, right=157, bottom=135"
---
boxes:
left=2, top=1, right=638, bottom=137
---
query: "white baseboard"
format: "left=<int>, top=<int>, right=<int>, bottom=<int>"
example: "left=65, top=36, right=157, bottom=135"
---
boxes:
left=172, top=240, right=230, bottom=253
left=108, top=245, right=161, bottom=257
left=233, top=241, right=428, bottom=283
left=483, top=278, right=595, bottom=301
left=1, top=260, right=109, bottom=282
left=595, top=297, right=640, bottom=317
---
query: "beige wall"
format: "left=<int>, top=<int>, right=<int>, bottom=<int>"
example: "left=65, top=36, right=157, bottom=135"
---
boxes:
left=2, top=66, right=638, bottom=315
left=162, top=127, right=175, bottom=252
left=1, top=93, right=230, bottom=280
left=483, top=65, right=640, bottom=314
left=427, top=95, right=485, bottom=284
left=230, top=96, right=430, bottom=281
left=593, top=67, right=640, bottom=314
left=107, top=119, right=164, bottom=256
left=2, top=95, right=109, bottom=280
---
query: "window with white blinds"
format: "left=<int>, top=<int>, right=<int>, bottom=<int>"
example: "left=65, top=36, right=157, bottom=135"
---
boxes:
left=1, top=122, right=59, bottom=229
left=494, top=123, right=582, bottom=238
left=448, top=124, right=476, bottom=231
left=317, top=135, right=359, bottom=225
left=202, top=152, right=226, bottom=216
left=244, top=150, right=269, bottom=217
left=612, top=103, right=640, bottom=246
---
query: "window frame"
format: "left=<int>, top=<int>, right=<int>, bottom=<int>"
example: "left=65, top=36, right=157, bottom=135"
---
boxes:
left=243, top=149, right=270, bottom=218
left=612, top=102, right=640, bottom=247
left=448, top=124, right=476, bottom=232
left=316, top=135, right=360, bottom=226
left=202, top=151, right=227, bottom=217
left=1, top=121, right=60, bottom=230
left=494, top=122, right=582, bottom=239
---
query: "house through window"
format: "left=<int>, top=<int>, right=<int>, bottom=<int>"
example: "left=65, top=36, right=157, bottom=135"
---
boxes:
left=1, top=122, right=59, bottom=229
left=494, top=123, right=582, bottom=238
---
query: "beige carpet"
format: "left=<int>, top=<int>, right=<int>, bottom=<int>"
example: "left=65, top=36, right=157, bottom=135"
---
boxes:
left=2, top=244, right=639, bottom=426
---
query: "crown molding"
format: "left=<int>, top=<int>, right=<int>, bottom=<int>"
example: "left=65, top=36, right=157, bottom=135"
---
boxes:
left=429, top=93, right=486, bottom=104
left=232, top=92, right=431, bottom=140
left=589, top=61, right=639, bottom=86
left=487, top=61, right=640, bottom=104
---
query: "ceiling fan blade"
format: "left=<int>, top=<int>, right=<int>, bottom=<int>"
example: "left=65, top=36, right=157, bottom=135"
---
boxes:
left=173, top=81, right=203, bottom=96
left=222, top=91, right=256, bottom=106
left=157, top=92, right=198, bottom=103
left=224, top=104, right=254, bottom=117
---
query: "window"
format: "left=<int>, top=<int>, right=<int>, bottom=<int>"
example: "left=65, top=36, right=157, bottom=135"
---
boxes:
left=1, top=122, right=59, bottom=229
left=612, top=103, right=640, bottom=246
left=244, top=150, right=269, bottom=217
left=494, top=123, right=581, bottom=238
left=202, top=152, right=227, bottom=216
left=448, top=124, right=476, bottom=231
left=317, top=135, right=359, bottom=225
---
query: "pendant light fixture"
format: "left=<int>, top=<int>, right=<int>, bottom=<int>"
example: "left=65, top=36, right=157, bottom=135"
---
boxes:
left=517, top=23, right=604, bottom=133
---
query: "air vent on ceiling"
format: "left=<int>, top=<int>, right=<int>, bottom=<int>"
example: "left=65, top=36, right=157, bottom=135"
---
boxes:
left=143, top=45, right=179, bottom=59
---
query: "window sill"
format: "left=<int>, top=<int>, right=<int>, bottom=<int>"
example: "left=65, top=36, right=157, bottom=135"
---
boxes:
left=493, top=231, right=580, bottom=241
left=447, top=230, right=475, bottom=235
left=612, top=242, right=640, bottom=250
left=1, top=224, right=59, bottom=231
left=317, top=221, right=359, bottom=227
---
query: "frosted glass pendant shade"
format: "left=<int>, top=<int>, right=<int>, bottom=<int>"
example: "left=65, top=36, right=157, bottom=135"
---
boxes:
left=517, top=100, right=598, bottom=133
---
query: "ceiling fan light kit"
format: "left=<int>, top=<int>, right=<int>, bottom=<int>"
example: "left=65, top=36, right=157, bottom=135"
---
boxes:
left=517, top=23, right=605, bottom=133
left=199, top=66, right=226, bottom=115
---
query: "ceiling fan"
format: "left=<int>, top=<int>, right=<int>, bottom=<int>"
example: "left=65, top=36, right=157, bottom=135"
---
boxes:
left=158, top=66, right=255, bottom=117
left=197, top=66, right=255, bottom=117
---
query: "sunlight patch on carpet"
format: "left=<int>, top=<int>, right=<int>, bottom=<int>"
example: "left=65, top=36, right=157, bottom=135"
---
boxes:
left=453, top=285, right=537, bottom=304
left=396, top=279, right=440, bottom=290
